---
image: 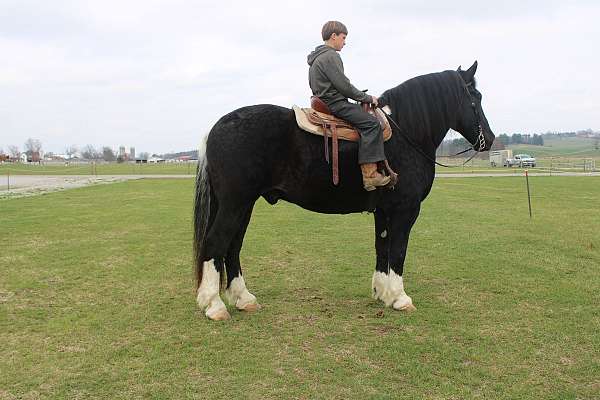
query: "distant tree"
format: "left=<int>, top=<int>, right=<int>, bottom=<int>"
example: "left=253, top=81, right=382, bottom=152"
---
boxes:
left=8, top=145, right=20, bottom=159
left=532, top=134, right=544, bottom=146
left=594, top=137, right=599, bottom=151
left=138, top=151, right=149, bottom=160
left=452, top=137, right=469, bottom=149
left=438, top=138, right=471, bottom=156
left=82, top=144, right=102, bottom=160
left=511, top=134, right=523, bottom=144
left=577, top=129, right=593, bottom=136
left=24, top=138, right=42, bottom=155
left=102, top=147, right=116, bottom=162
left=498, top=134, right=510, bottom=146
left=65, top=145, right=78, bottom=159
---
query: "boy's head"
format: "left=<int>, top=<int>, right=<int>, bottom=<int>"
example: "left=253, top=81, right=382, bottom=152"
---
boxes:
left=322, top=21, right=347, bottom=51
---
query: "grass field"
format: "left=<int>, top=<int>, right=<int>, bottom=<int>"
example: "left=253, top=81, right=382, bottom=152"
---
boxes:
left=0, top=162, right=195, bottom=176
left=1, top=177, right=599, bottom=399
left=509, top=136, right=600, bottom=159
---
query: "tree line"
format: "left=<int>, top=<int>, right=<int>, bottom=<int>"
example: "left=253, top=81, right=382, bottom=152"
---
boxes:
left=1, top=139, right=149, bottom=162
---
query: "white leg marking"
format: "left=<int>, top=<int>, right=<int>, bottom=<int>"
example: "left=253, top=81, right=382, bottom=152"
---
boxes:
left=372, top=270, right=414, bottom=311
left=196, top=259, right=230, bottom=320
left=380, top=230, right=387, bottom=238
left=225, top=276, right=259, bottom=311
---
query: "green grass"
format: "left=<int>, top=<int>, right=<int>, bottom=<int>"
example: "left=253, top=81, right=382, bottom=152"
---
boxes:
left=0, top=162, right=195, bottom=176
left=1, top=177, right=599, bottom=399
left=509, top=137, right=600, bottom=159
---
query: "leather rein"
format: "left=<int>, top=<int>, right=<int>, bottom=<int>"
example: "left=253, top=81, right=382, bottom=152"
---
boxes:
left=381, top=81, right=486, bottom=168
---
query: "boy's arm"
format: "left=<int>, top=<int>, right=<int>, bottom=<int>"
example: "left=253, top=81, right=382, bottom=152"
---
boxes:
left=323, top=53, right=373, bottom=103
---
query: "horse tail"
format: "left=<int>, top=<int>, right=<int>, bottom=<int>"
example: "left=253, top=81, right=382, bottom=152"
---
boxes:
left=193, top=135, right=213, bottom=290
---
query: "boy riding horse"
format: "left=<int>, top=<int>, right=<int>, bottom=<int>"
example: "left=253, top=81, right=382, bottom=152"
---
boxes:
left=307, top=20, right=390, bottom=191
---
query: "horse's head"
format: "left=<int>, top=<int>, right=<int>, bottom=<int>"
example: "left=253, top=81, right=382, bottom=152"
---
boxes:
left=453, top=61, right=495, bottom=151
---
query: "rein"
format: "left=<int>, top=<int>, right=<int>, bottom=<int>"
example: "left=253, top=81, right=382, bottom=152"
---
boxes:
left=383, top=112, right=455, bottom=168
left=380, top=80, right=486, bottom=168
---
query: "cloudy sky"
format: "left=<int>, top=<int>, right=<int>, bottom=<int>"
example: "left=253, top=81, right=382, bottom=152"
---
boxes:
left=1, top=0, right=598, bottom=154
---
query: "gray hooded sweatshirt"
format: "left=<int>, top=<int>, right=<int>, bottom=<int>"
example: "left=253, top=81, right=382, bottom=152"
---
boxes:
left=307, top=45, right=372, bottom=106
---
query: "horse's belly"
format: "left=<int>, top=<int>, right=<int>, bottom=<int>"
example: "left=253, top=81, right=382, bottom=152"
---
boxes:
left=267, top=185, right=372, bottom=214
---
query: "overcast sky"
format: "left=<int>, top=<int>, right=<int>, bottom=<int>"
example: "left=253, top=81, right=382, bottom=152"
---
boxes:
left=1, top=0, right=598, bottom=154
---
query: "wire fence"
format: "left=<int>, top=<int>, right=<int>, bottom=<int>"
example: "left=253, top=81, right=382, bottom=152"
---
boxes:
left=435, top=156, right=597, bottom=174
left=1, top=157, right=597, bottom=196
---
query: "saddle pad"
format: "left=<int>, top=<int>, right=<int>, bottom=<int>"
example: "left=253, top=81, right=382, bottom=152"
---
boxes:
left=292, top=105, right=392, bottom=142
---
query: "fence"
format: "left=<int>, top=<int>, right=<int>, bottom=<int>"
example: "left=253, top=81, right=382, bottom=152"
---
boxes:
left=435, top=156, right=598, bottom=174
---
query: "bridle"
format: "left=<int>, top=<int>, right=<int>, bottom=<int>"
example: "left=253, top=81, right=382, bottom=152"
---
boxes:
left=463, top=81, right=487, bottom=153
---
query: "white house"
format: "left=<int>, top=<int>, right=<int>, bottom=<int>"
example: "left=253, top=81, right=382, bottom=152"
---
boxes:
left=148, top=156, right=165, bottom=164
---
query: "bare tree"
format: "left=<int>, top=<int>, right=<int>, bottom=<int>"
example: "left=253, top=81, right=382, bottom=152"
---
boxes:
left=24, top=138, right=42, bottom=154
left=82, top=144, right=101, bottom=160
left=102, top=146, right=116, bottom=162
left=8, top=145, right=21, bottom=159
left=65, top=145, right=78, bottom=159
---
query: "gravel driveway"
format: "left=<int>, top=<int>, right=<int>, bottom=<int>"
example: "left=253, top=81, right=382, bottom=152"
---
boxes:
left=0, top=175, right=193, bottom=198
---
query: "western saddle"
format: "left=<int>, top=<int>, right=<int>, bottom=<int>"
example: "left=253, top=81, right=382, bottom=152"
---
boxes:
left=292, top=96, right=396, bottom=187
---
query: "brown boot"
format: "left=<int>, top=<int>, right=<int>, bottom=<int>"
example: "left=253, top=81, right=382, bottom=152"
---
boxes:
left=360, top=163, right=391, bottom=191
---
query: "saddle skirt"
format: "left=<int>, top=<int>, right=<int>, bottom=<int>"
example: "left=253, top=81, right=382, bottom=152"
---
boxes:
left=292, top=105, right=393, bottom=142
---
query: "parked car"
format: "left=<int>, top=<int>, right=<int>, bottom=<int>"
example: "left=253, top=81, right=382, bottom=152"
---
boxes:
left=507, top=153, right=536, bottom=167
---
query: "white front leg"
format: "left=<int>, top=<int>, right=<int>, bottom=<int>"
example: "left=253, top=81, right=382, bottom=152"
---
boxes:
left=372, top=270, right=415, bottom=311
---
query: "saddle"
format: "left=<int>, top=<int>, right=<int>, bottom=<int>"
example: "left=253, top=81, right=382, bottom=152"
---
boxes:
left=292, top=96, right=395, bottom=186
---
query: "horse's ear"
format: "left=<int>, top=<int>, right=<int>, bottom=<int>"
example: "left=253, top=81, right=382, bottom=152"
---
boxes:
left=463, top=61, right=478, bottom=82
left=457, top=65, right=462, bottom=71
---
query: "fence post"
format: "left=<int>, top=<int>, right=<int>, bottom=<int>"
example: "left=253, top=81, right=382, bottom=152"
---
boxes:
left=525, top=170, right=532, bottom=219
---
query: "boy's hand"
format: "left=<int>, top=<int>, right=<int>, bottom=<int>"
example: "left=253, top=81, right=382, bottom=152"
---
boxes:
left=371, top=96, right=379, bottom=107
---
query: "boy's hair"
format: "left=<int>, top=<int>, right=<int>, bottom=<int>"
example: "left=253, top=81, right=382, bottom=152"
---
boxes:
left=321, top=21, right=348, bottom=41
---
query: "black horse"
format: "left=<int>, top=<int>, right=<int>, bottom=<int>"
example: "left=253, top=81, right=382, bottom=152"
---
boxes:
left=194, top=61, right=494, bottom=320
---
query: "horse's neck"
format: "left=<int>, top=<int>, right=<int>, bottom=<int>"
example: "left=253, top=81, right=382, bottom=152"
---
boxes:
left=400, top=79, right=458, bottom=152
left=396, top=104, right=452, bottom=155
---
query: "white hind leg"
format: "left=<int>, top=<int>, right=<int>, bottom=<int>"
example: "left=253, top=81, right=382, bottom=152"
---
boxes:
left=225, top=275, right=260, bottom=312
left=196, top=259, right=231, bottom=320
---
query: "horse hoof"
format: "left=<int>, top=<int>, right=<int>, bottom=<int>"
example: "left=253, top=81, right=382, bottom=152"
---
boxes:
left=392, top=298, right=416, bottom=312
left=206, top=308, right=231, bottom=321
left=398, top=303, right=417, bottom=313
left=238, top=302, right=261, bottom=312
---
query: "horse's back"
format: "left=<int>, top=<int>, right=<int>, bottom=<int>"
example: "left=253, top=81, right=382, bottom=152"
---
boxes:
left=208, top=104, right=293, bottom=142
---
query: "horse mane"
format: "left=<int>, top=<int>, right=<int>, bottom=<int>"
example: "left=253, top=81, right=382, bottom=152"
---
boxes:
left=379, top=70, right=465, bottom=143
